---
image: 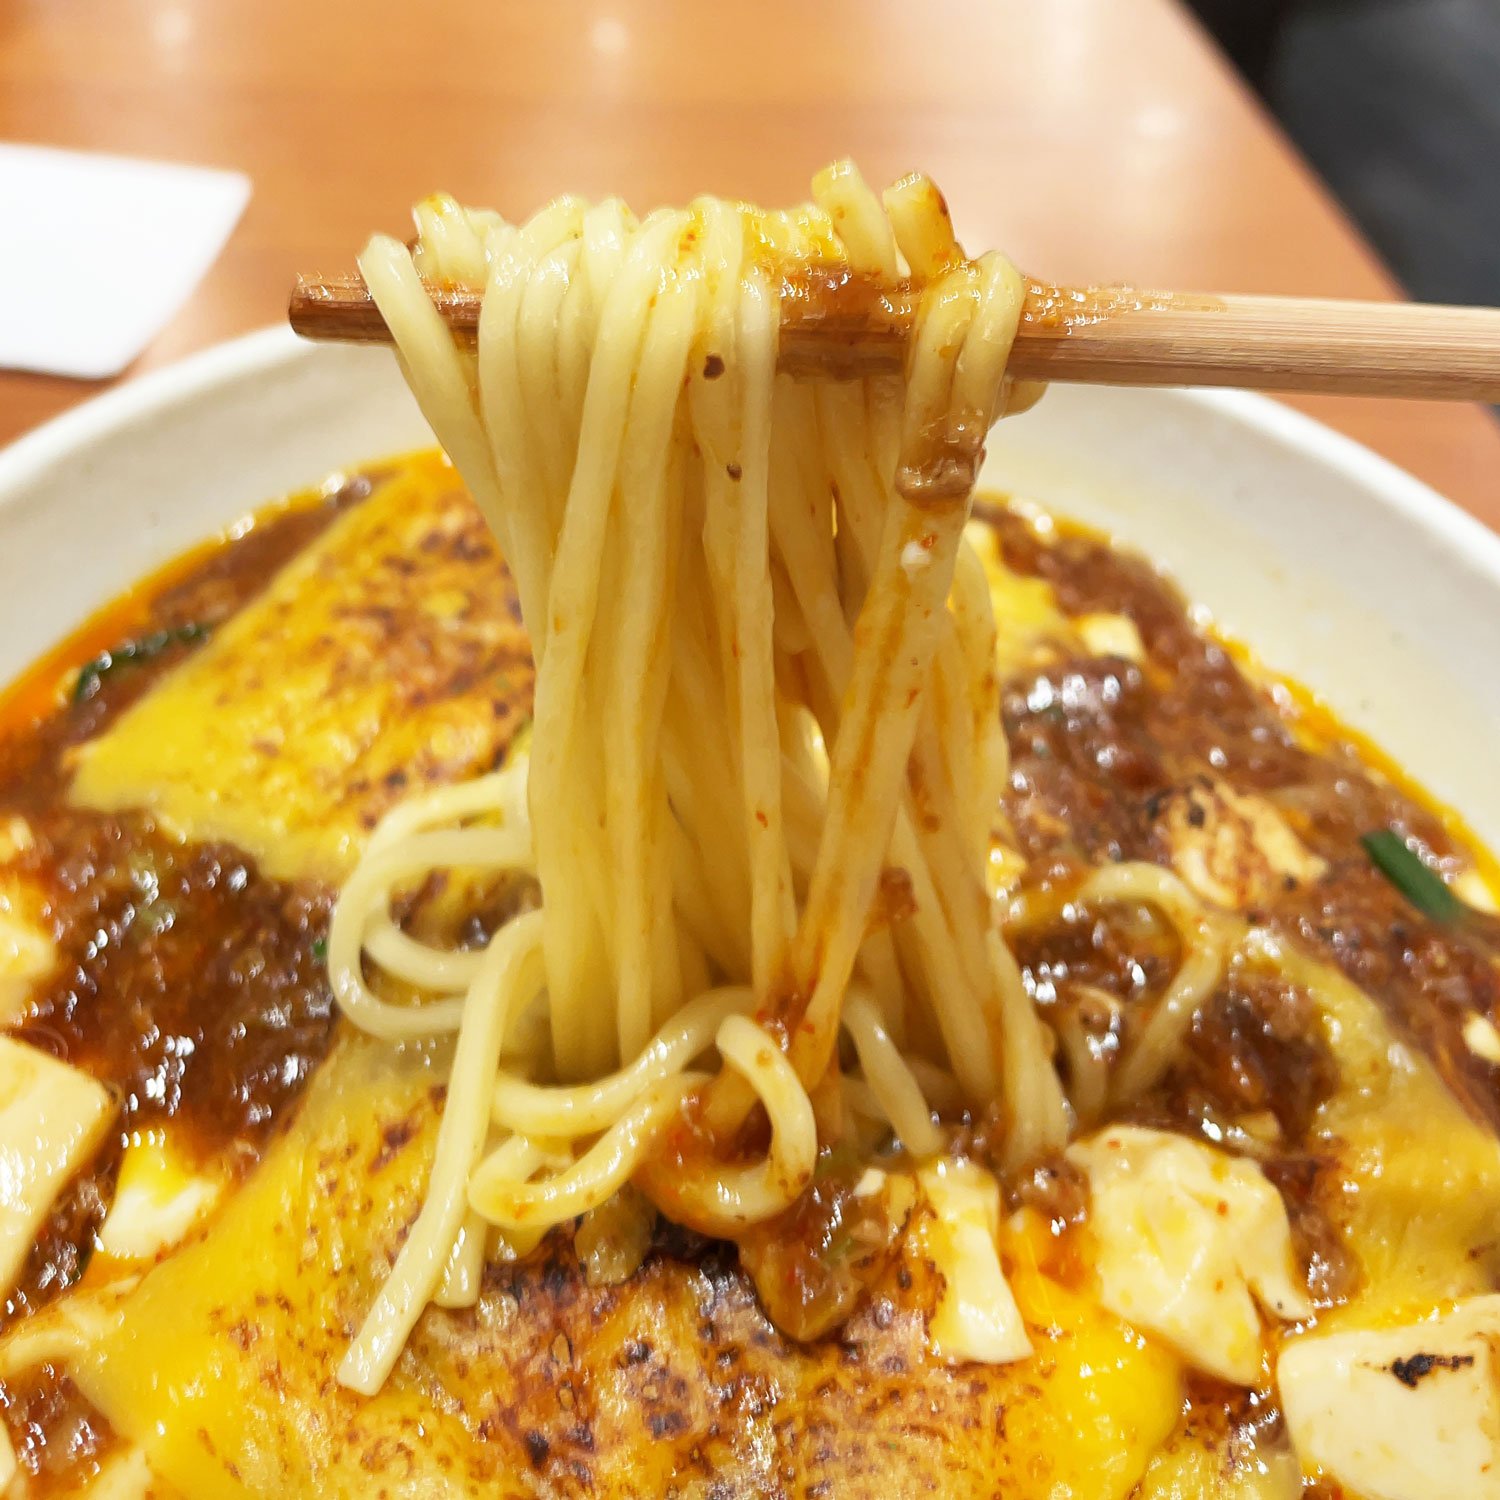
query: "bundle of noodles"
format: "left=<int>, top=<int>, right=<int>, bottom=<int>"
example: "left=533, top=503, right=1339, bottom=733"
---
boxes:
left=328, top=162, right=1217, bottom=1393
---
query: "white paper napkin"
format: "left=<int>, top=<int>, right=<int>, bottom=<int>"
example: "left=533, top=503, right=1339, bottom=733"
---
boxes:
left=0, top=144, right=251, bottom=380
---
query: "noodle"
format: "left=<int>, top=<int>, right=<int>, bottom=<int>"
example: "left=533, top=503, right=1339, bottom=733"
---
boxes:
left=1005, top=862, right=1232, bottom=1106
left=328, top=161, right=1208, bottom=1387
left=339, top=908, right=545, bottom=1395
left=843, top=990, right=944, bottom=1158
left=489, top=986, right=755, bottom=1136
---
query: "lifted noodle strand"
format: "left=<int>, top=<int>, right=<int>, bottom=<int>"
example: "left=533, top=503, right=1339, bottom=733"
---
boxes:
left=331, top=163, right=1089, bottom=1389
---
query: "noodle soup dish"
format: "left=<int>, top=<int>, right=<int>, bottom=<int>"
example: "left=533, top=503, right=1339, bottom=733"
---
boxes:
left=2, top=166, right=1500, bottom=1500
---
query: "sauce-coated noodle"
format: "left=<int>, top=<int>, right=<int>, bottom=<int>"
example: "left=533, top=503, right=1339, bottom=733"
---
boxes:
left=329, top=163, right=1199, bottom=1388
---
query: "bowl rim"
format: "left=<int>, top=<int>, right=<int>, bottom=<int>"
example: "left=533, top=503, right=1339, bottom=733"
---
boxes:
left=5, top=322, right=1500, bottom=594
left=0, top=326, right=305, bottom=496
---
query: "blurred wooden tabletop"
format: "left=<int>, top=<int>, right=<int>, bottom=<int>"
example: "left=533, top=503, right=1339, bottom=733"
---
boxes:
left=2, top=0, right=1497, bottom=520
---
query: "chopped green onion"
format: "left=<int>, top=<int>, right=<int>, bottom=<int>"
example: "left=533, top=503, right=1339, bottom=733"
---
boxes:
left=824, top=1228, right=856, bottom=1262
left=1361, top=829, right=1462, bottom=923
left=73, top=623, right=210, bottom=703
left=311, top=937, right=328, bottom=963
left=813, top=1141, right=860, bottom=1181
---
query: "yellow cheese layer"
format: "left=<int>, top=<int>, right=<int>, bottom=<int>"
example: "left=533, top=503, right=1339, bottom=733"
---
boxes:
left=71, top=1033, right=1181, bottom=1500
left=1261, top=933, right=1500, bottom=1332
left=70, top=454, right=532, bottom=883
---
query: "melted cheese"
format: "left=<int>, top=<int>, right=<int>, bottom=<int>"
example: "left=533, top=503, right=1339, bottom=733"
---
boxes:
left=1258, top=930, right=1500, bottom=1331
left=964, top=519, right=1079, bottom=680
left=72, top=1037, right=467, bottom=1498
left=0, top=1037, right=114, bottom=1295
left=0, top=882, right=52, bottom=1027
left=1455, top=867, right=1500, bottom=913
left=70, top=455, right=531, bottom=882
left=0, top=817, right=32, bottom=862
left=1002, top=1215, right=1183, bottom=1499
left=1075, top=611, right=1145, bottom=663
left=1278, top=1295, right=1500, bottom=1499
left=1136, top=1432, right=1302, bottom=1500
left=64, top=1034, right=1186, bottom=1500
left=32, top=480, right=1500, bottom=1495
left=1464, top=1012, right=1500, bottom=1065
left=68, top=1446, right=160, bottom=1500
left=1068, top=1125, right=1311, bottom=1385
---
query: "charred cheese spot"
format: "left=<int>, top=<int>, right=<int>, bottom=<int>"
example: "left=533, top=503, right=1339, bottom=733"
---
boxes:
left=1278, top=1295, right=1500, bottom=1500
left=67, top=1038, right=1182, bottom=1500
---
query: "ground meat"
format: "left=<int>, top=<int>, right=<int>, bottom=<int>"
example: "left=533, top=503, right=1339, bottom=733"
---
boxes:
left=149, top=474, right=375, bottom=631
left=1002, top=1153, right=1089, bottom=1233
left=986, top=506, right=1455, bottom=862
left=1148, top=973, right=1341, bottom=1143
left=1003, top=657, right=1165, bottom=864
left=1263, top=1152, right=1363, bottom=1306
left=0, top=487, right=1491, bottom=1493
left=983, top=506, right=1320, bottom=797
left=0, top=810, right=335, bottom=1336
left=0, top=1368, right=117, bottom=1484
left=3, top=1143, right=121, bottom=1329
left=12, top=811, right=334, bottom=1158
left=736, top=1154, right=905, bottom=1343
left=1008, top=860, right=1179, bottom=1010
left=0, top=489, right=366, bottom=1364
left=1275, top=860, right=1500, bottom=1132
left=990, top=506, right=1500, bottom=1142
left=1164, top=1376, right=1296, bottom=1484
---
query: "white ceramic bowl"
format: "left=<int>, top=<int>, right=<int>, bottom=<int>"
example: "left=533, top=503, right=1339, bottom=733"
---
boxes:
left=3, top=328, right=1497, bottom=845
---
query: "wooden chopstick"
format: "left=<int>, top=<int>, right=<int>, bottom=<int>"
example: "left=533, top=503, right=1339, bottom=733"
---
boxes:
left=289, top=270, right=1500, bottom=402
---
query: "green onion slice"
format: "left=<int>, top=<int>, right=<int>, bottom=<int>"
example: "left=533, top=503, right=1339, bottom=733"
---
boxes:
left=1361, top=829, right=1462, bottom=923
left=73, top=622, right=210, bottom=704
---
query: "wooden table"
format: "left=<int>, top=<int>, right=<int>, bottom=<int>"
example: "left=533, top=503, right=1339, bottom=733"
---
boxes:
left=3, top=0, right=1497, bottom=521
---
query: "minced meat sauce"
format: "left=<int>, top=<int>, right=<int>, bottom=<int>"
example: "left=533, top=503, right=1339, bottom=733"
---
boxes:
left=0, top=479, right=1495, bottom=1492
left=984, top=505, right=1500, bottom=1138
